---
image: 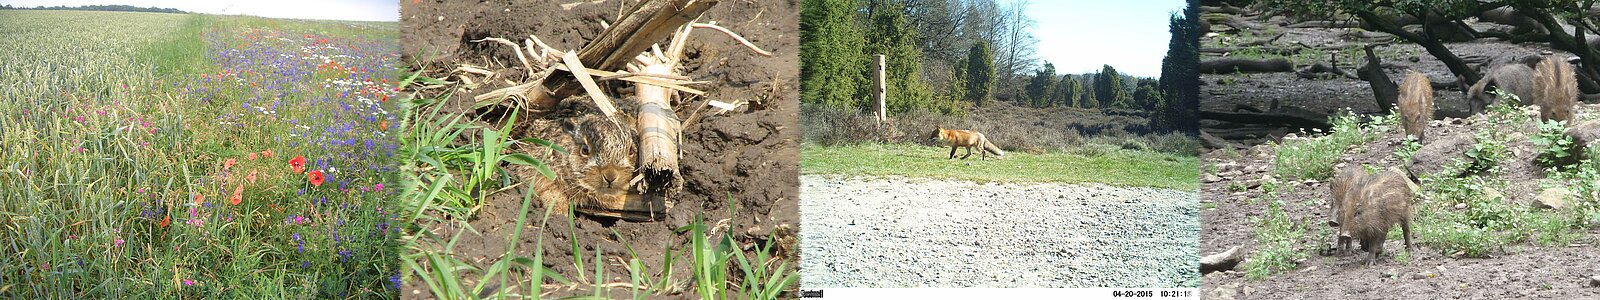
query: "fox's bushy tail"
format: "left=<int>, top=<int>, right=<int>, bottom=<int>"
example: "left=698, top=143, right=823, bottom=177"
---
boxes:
left=982, top=138, right=1005, bottom=157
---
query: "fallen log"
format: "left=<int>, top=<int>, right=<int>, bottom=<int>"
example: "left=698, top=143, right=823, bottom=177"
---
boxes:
left=1200, top=108, right=1332, bottom=131
left=1200, top=246, right=1244, bottom=274
left=1298, top=62, right=1361, bottom=80
left=1201, top=57, right=1294, bottom=74
left=1285, top=20, right=1360, bottom=28
left=1199, top=130, right=1238, bottom=150
left=1201, top=46, right=1304, bottom=57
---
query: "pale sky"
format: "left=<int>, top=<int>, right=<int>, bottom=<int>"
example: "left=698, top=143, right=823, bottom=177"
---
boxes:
left=1025, top=0, right=1186, bottom=78
left=0, top=0, right=397, bottom=22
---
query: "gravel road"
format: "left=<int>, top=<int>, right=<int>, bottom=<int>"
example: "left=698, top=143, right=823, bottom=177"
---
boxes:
left=799, top=175, right=1199, bottom=288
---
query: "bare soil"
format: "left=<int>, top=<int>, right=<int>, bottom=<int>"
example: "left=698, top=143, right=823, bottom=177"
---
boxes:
left=400, top=0, right=798, bottom=298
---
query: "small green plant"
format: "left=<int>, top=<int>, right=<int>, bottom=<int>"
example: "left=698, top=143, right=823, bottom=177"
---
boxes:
left=398, top=74, right=562, bottom=220
left=678, top=197, right=798, bottom=300
left=1228, top=183, right=1247, bottom=192
left=1464, top=131, right=1508, bottom=175
left=1412, top=162, right=1586, bottom=257
left=1486, top=90, right=1529, bottom=130
left=1394, top=137, right=1422, bottom=162
left=1242, top=198, right=1309, bottom=280
left=1530, top=119, right=1576, bottom=169
left=1260, top=178, right=1282, bottom=195
left=1369, top=108, right=1400, bottom=130
left=1274, top=111, right=1379, bottom=180
left=1392, top=248, right=1412, bottom=265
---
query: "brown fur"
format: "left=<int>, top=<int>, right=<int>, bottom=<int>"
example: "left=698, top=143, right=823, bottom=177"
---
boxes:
left=1534, top=56, right=1578, bottom=124
left=1327, top=166, right=1369, bottom=254
left=928, top=127, right=1005, bottom=160
left=534, top=114, right=638, bottom=216
left=1467, top=64, right=1535, bottom=115
left=1397, top=71, right=1434, bottom=141
left=1329, top=167, right=1414, bottom=266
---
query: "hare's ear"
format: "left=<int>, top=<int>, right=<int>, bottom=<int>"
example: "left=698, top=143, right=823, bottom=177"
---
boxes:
left=561, top=118, right=580, bottom=137
left=562, top=119, right=592, bottom=155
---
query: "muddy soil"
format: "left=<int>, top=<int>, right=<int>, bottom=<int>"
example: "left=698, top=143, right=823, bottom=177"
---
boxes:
left=1202, top=11, right=1562, bottom=145
left=1199, top=120, right=1600, bottom=298
left=799, top=175, right=1199, bottom=288
left=400, top=0, right=798, bottom=298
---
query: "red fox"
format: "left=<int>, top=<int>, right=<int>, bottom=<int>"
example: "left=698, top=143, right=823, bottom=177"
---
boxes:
left=928, top=127, right=1005, bottom=160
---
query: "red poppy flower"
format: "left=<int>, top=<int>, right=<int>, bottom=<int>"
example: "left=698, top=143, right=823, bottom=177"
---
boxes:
left=160, top=215, right=171, bottom=228
left=261, top=149, right=274, bottom=159
left=379, top=120, right=388, bottom=131
left=289, top=156, right=306, bottom=174
left=230, top=185, right=244, bottom=205
left=247, top=153, right=258, bottom=160
left=223, top=158, right=237, bottom=171
left=246, top=170, right=258, bottom=184
left=308, top=170, right=325, bottom=187
left=193, top=193, right=204, bottom=205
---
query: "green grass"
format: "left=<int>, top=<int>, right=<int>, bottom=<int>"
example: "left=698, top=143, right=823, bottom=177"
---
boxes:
left=138, top=14, right=214, bottom=77
left=1406, top=97, right=1589, bottom=258
left=0, top=10, right=400, bottom=298
left=800, top=143, right=1199, bottom=190
left=1273, top=111, right=1391, bottom=180
left=398, top=74, right=797, bottom=299
left=1242, top=197, right=1309, bottom=280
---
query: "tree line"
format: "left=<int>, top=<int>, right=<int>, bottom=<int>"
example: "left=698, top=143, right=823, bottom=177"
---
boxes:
left=0, top=4, right=187, bottom=14
left=801, top=0, right=1200, bottom=134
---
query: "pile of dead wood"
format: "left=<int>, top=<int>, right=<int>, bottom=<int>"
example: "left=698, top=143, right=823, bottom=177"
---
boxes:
left=448, top=0, right=772, bottom=221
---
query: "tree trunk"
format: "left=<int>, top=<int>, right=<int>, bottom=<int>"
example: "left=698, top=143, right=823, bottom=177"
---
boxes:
left=1200, top=57, right=1294, bottom=74
left=1199, top=109, right=1333, bottom=131
left=1514, top=4, right=1600, bottom=94
left=873, top=54, right=888, bottom=124
left=1361, top=45, right=1399, bottom=112
left=1354, top=9, right=1481, bottom=85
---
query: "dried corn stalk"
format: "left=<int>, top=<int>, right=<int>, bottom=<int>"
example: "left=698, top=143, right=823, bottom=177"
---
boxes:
left=465, top=0, right=773, bottom=221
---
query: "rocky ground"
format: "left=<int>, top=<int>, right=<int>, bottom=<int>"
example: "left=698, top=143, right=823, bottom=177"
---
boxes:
left=799, top=175, right=1199, bottom=288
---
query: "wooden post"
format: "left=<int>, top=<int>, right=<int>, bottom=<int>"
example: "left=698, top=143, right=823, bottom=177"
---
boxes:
left=873, top=54, right=887, bottom=124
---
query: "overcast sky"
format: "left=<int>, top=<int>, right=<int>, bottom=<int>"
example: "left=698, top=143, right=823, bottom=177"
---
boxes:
left=0, top=0, right=397, bottom=22
left=1025, top=0, right=1187, bottom=78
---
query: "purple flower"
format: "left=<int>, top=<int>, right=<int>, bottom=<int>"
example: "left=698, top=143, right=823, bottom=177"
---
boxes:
left=292, top=233, right=304, bottom=253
